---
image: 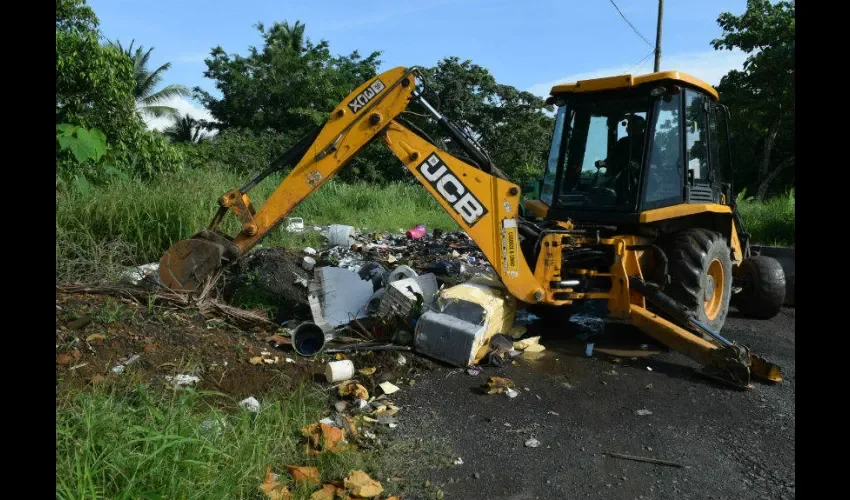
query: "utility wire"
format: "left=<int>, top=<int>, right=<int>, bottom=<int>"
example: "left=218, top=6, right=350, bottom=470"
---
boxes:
left=628, top=48, right=657, bottom=73
left=608, top=0, right=654, bottom=48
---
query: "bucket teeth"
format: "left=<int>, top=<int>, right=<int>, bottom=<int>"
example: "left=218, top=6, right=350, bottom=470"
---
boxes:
left=699, top=344, right=753, bottom=389
left=749, top=354, right=783, bottom=383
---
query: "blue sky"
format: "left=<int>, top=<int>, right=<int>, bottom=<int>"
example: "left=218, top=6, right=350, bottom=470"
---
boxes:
left=89, top=0, right=749, bottom=129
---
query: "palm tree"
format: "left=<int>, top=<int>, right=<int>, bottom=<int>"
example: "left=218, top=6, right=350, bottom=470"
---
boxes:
left=275, top=20, right=306, bottom=53
left=108, top=39, right=191, bottom=118
left=164, top=114, right=206, bottom=143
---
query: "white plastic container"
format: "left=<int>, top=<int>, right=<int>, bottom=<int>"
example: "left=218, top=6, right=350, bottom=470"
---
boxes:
left=328, top=224, right=355, bottom=247
left=325, top=360, right=355, bottom=382
left=302, top=256, right=316, bottom=271
left=285, top=217, right=304, bottom=232
left=385, top=264, right=418, bottom=285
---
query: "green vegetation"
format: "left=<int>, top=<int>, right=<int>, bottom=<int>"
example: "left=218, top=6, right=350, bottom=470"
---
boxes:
left=55, top=163, right=793, bottom=283
left=165, top=114, right=207, bottom=144
left=56, top=384, right=373, bottom=500
left=193, top=22, right=553, bottom=184
left=714, top=0, right=795, bottom=200
left=106, top=39, right=192, bottom=119
left=56, top=168, right=457, bottom=282
left=737, top=189, right=795, bottom=246
left=56, top=0, right=182, bottom=188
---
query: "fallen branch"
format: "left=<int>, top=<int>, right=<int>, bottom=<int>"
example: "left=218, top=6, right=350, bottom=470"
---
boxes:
left=606, top=452, right=683, bottom=468
left=56, top=282, right=275, bottom=329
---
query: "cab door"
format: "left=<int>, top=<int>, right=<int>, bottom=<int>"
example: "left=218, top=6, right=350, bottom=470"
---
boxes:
left=684, top=89, right=723, bottom=204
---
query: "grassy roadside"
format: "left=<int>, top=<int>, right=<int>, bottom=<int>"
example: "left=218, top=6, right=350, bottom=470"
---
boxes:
left=56, top=170, right=794, bottom=282
left=736, top=189, right=795, bottom=246
left=56, top=168, right=458, bottom=281
left=54, top=292, right=453, bottom=499
left=56, top=384, right=333, bottom=499
left=56, top=381, right=447, bottom=500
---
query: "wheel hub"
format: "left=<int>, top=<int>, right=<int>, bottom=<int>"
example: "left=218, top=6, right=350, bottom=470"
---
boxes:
left=703, top=259, right=725, bottom=321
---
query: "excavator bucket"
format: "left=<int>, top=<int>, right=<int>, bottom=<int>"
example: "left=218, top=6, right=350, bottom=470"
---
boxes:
left=158, top=230, right=241, bottom=292
left=749, top=354, right=783, bottom=383
left=629, top=305, right=782, bottom=389
left=159, top=238, right=225, bottom=292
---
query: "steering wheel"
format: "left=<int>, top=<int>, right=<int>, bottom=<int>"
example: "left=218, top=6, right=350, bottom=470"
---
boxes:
left=588, top=186, right=617, bottom=201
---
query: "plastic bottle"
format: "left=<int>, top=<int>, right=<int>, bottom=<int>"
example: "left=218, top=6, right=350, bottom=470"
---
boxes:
left=406, top=224, right=427, bottom=239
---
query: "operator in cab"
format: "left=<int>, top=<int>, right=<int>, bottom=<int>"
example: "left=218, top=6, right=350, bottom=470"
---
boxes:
left=596, top=114, right=646, bottom=198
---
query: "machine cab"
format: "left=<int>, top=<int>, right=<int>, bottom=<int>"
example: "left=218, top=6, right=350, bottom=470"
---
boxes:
left=533, top=72, right=732, bottom=223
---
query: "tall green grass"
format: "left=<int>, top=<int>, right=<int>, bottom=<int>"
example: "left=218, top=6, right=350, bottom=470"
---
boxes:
left=56, top=167, right=795, bottom=282
left=56, top=168, right=458, bottom=281
left=736, top=189, right=795, bottom=246
left=56, top=384, right=368, bottom=500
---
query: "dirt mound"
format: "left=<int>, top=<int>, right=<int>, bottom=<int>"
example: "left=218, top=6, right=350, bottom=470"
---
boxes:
left=55, top=293, right=312, bottom=399
left=222, top=247, right=312, bottom=324
left=55, top=292, right=438, bottom=400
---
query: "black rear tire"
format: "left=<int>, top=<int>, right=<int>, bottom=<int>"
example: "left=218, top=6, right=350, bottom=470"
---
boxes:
left=732, top=256, right=786, bottom=319
left=662, top=228, right=733, bottom=334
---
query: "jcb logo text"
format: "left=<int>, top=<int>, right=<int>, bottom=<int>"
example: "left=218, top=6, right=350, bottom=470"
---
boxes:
left=348, top=79, right=386, bottom=113
left=418, top=153, right=488, bottom=226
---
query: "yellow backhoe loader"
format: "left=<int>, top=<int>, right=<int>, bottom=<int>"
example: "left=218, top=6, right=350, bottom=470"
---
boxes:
left=159, top=66, right=785, bottom=389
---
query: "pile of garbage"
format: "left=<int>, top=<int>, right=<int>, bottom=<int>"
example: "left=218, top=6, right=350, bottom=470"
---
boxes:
left=301, top=222, right=494, bottom=284
left=119, top=220, right=547, bottom=369
left=273, top=221, right=545, bottom=370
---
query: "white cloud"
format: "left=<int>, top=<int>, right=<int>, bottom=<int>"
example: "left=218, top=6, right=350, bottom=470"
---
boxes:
left=142, top=96, right=217, bottom=133
left=527, top=49, right=748, bottom=97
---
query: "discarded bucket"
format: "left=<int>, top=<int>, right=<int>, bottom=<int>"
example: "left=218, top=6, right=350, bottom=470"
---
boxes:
left=302, top=256, right=316, bottom=271
left=325, top=360, right=355, bottom=382
left=328, top=225, right=355, bottom=247
left=292, top=322, right=334, bottom=356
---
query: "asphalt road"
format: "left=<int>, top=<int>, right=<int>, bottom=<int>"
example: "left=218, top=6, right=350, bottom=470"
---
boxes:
left=392, top=307, right=796, bottom=500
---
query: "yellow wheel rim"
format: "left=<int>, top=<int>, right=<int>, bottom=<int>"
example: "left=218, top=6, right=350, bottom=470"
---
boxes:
left=704, top=258, right=725, bottom=321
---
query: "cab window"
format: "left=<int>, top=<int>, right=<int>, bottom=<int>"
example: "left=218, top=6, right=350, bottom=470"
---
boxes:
left=643, top=92, right=684, bottom=208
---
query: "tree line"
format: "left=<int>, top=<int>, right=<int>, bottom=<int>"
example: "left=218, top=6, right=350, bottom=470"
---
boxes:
left=56, top=0, right=793, bottom=199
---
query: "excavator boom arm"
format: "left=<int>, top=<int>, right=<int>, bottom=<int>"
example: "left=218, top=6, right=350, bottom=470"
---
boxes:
left=159, top=66, right=545, bottom=303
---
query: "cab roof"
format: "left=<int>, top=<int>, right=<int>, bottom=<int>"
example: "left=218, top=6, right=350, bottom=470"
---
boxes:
left=549, top=71, right=719, bottom=101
